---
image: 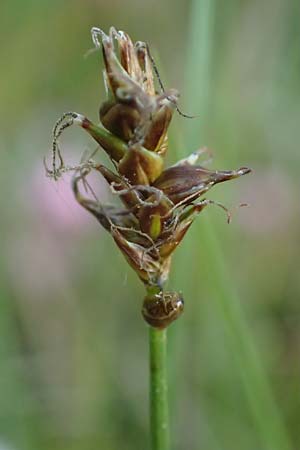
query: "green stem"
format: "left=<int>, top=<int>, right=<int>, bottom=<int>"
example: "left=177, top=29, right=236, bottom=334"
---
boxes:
left=149, top=326, right=169, bottom=450
left=80, top=117, right=128, bottom=161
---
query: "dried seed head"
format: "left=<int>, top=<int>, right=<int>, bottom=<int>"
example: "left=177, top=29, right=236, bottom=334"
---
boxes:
left=48, top=26, right=252, bottom=328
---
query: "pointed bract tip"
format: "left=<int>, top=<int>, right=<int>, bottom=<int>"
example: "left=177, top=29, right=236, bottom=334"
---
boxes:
left=238, top=167, right=252, bottom=176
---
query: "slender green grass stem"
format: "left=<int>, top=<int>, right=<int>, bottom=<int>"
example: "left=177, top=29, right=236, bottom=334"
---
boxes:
left=175, top=0, right=293, bottom=448
left=149, top=327, right=169, bottom=450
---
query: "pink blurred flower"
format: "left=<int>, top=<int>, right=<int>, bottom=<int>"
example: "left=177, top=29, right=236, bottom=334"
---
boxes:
left=31, top=158, right=109, bottom=234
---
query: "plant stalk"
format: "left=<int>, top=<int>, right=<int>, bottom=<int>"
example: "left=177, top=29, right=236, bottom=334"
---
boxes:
left=149, top=326, right=169, bottom=450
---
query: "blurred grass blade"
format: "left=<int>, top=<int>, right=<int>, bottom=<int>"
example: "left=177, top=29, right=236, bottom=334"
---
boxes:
left=173, top=0, right=293, bottom=449
left=194, top=224, right=292, bottom=450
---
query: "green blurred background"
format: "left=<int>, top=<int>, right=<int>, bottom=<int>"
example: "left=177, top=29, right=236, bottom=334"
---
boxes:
left=0, top=0, right=299, bottom=449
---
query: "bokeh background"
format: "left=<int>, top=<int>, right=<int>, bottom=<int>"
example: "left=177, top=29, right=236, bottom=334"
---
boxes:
left=1, top=0, right=299, bottom=449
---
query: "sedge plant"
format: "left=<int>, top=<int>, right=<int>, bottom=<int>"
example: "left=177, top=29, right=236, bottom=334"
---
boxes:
left=45, top=26, right=251, bottom=450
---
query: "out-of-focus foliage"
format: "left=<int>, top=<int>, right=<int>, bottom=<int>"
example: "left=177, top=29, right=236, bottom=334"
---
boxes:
left=0, top=1, right=299, bottom=449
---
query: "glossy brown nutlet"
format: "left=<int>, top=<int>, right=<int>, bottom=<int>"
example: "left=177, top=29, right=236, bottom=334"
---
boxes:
left=142, top=291, right=184, bottom=329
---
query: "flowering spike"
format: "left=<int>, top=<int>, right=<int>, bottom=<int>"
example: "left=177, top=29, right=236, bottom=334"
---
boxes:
left=49, top=27, right=251, bottom=328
